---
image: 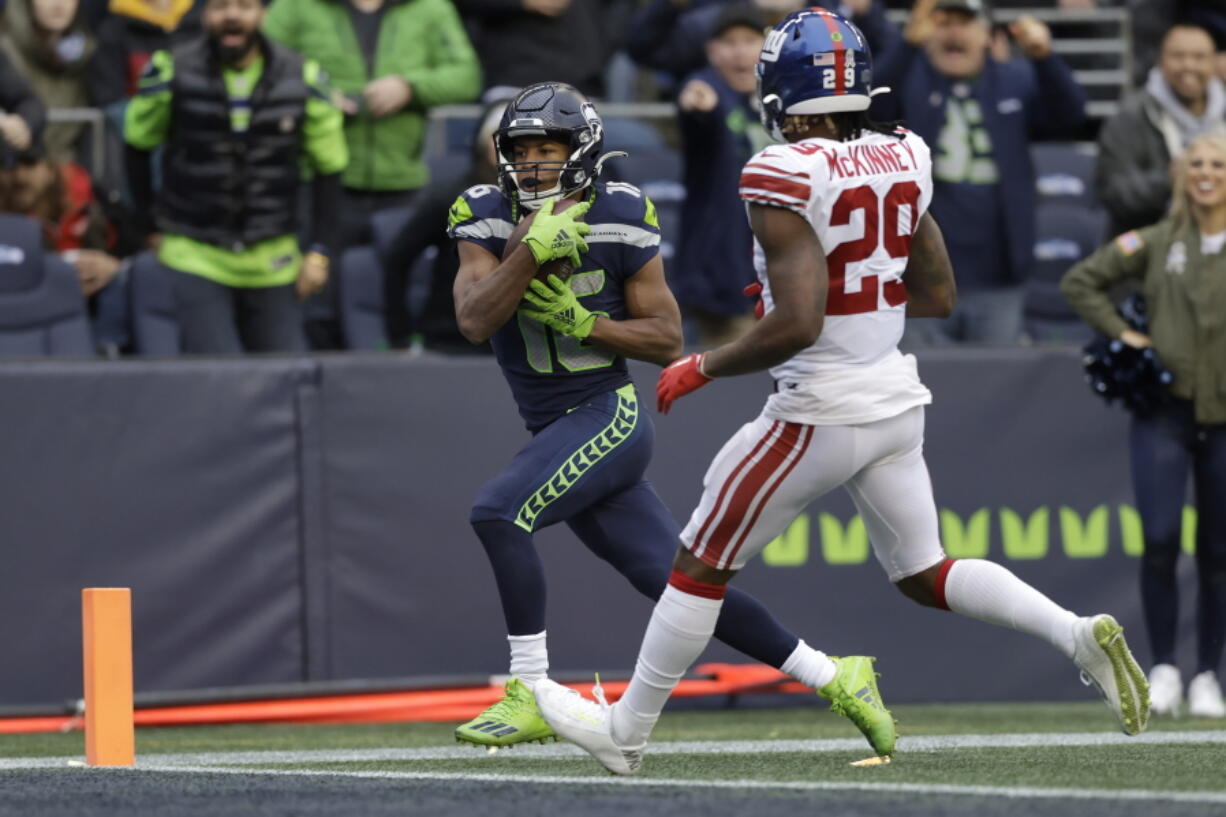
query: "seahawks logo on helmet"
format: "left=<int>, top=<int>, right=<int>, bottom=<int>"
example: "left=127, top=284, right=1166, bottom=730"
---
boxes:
left=494, top=83, right=615, bottom=210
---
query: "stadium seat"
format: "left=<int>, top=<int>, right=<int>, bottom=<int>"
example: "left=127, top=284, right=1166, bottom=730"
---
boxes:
left=127, top=251, right=182, bottom=356
left=1024, top=202, right=1107, bottom=343
left=338, top=245, right=387, bottom=350
left=0, top=214, right=92, bottom=357
left=604, top=117, right=666, bottom=152
left=1032, top=142, right=1099, bottom=207
left=607, top=146, right=683, bottom=189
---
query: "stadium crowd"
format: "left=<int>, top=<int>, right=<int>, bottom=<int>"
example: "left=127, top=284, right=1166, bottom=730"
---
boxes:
left=0, top=0, right=1219, bottom=356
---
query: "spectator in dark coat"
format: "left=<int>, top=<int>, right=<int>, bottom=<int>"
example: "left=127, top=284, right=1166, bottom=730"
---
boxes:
left=627, top=0, right=892, bottom=90
left=0, top=49, right=46, bottom=162
left=871, top=0, right=1086, bottom=344
left=1097, top=23, right=1225, bottom=238
left=672, top=3, right=767, bottom=344
left=454, top=0, right=632, bottom=101
left=87, top=0, right=202, bottom=111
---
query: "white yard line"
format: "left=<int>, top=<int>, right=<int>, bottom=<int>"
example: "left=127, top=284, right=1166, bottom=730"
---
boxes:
left=3, top=728, right=1225, bottom=769
left=120, top=763, right=1226, bottom=805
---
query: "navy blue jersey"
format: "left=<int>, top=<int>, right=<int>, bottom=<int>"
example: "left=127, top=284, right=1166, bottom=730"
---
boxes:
left=448, top=181, right=662, bottom=431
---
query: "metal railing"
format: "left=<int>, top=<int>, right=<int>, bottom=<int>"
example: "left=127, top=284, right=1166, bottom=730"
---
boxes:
left=47, top=107, right=108, bottom=178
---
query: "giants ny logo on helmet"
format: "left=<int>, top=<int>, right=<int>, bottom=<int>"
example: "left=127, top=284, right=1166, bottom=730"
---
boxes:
left=756, top=8, right=883, bottom=140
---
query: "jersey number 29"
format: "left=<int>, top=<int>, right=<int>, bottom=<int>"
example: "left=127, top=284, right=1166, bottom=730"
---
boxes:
left=825, top=180, right=920, bottom=315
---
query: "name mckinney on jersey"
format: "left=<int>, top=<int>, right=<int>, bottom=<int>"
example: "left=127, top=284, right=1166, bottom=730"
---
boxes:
left=778, top=138, right=920, bottom=182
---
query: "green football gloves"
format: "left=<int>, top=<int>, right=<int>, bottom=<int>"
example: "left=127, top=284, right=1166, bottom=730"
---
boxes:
left=521, top=274, right=598, bottom=339
left=522, top=199, right=591, bottom=268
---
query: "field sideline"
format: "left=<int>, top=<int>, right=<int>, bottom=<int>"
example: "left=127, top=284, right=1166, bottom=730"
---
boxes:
left=3, top=702, right=1225, bottom=817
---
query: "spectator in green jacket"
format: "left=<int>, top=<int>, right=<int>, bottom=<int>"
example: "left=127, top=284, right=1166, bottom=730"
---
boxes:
left=263, top=0, right=481, bottom=349
left=124, top=0, right=349, bottom=354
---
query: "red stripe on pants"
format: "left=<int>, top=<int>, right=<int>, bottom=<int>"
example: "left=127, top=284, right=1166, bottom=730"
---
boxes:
left=698, top=423, right=803, bottom=568
left=722, top=424, right=813, bottom=569
left=691, top=421, right=781, bottom=557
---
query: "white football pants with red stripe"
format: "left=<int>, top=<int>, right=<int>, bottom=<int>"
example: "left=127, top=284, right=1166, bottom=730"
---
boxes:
left=680, top=405, right=945, bottom=580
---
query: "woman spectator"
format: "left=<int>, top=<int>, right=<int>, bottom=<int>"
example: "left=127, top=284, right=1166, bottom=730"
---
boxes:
left=1061, top=133, right=1226, bottom=720
left=1, top=0, right=94, bottom=163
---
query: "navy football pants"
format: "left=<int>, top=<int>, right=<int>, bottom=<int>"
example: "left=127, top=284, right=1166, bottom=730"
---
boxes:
left=470, top=385, right=799, bottom=670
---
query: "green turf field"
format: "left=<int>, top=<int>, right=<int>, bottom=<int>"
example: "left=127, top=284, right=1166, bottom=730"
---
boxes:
left=3, top=703, right=1225, bottom=817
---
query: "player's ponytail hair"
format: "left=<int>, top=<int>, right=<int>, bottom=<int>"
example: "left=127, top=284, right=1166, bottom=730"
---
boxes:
left=780, top=111, right=904, bottom=142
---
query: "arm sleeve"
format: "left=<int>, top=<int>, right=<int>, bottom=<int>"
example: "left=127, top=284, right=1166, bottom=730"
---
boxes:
left=262, top=0, right=299, bottom=50
left=1060, top=227, right=1155, bottom=339
left=619, top=190, right=661, bottom=275
left=123, top=50, right=173, bottom=150
left=402, top=0, right=482, bottom=108
left=302, top=61, right=349, bottom=175
left=739, top=145, right=814, bottom=217
left=447, top=185, right=505, bottom=257
left=0, top=50, right=46, bottom=139
left=1027, top=55, right=1087, bottom=140
left=1095, top=111, right=1171, bottom=231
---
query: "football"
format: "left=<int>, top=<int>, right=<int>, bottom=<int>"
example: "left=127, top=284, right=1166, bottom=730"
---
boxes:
left=502, top=197, right=583, bottom=283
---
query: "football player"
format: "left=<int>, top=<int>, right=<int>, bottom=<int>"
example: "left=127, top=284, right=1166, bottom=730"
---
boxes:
left=448, top=82, right=867, bottom=749
left=535, top=10, right=1150, bottom=775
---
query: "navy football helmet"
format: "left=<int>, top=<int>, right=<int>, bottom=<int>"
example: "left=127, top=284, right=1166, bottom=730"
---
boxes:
left=756, top=8, right=879, bottom=140
left=494, top=83, right=609, bottom=209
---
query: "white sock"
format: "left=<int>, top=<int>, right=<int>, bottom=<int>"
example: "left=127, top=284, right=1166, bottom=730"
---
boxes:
left=508, top=631, right=548, bottom=688
left=943, top=559, right=1078, bottom=658
left=611, top=584, right=723, bottom=749
left=780, top=639, right=837, bottom=689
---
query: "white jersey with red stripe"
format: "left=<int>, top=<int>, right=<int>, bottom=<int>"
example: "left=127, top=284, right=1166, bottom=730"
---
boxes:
left=739, top=128, right=935, bottom=426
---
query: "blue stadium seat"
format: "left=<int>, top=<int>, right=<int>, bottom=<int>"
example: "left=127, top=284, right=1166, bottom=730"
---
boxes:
left=607, top=147, right=683, bottom=189
left=0, top=214, right=92, bottom=356
left=1024, top=202, right=1107, bottom=343
left=339, top=245, right=387, bottom=350
left=1032, top=142, right=1098, bottom=207
left=604, top=118, right=666, bottom=152
left=127, top=251, right=182, bottom=356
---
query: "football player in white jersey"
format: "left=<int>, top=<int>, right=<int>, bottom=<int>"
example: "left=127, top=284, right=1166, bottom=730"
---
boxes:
left=534, top=8, right=1150, bottom=775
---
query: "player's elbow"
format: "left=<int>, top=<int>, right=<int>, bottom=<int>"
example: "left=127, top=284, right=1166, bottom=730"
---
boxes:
left=932, top=285, right=956, bottom=318
left=457, top=314, right=492, bottom=345
left=774, top=320, right=821, bottom=357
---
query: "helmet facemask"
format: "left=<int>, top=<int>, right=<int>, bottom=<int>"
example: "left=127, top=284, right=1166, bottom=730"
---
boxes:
left=495, top=102, right=604, bottom=210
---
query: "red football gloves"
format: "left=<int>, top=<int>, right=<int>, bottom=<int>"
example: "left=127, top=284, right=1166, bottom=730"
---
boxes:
left=744, top=281, right=765, bottom=319
left=657, top=353, right=712, bottom=414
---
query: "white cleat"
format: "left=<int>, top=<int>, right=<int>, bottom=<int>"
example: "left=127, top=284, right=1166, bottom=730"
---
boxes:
left=533, top=678, right=642, bottom=776
left=1148, top=663, right=1183, bottom=717
left=1072, top=614, right=1149, bottom=735
left=1187, top=672, right=1226, bottom=718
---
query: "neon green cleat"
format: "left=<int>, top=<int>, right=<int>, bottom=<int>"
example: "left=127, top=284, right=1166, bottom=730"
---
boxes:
left=1073, top=614, right=1150, bottom=736
left=818, top=656, right=897, bottom=758
left=455, top=678, right=557, bottom=747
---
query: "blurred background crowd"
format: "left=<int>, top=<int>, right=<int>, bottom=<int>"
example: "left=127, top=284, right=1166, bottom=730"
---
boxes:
left=0, top=0, right=1220, bottom=357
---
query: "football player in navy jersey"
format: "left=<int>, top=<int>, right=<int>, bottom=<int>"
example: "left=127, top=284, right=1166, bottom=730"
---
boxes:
left=448, top=82, right=840, bottom=749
